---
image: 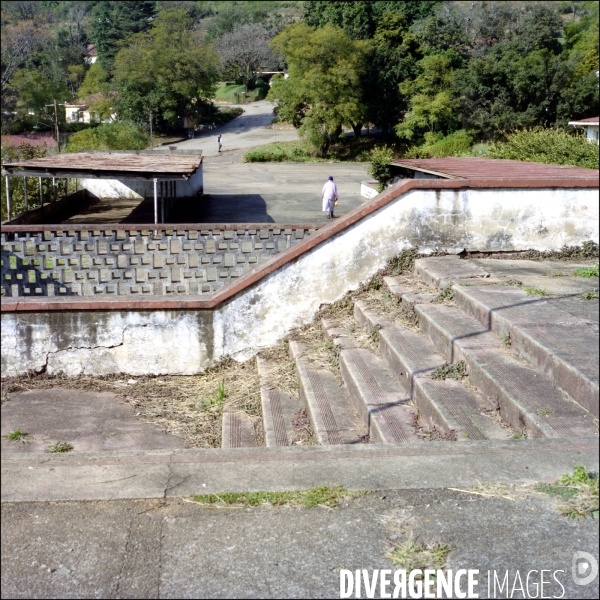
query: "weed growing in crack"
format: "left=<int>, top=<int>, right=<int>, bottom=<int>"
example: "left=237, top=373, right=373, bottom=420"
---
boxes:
left=370, top=324, right=382, bottom=346
left=536, top=465, right=599, bottom=519
left=46, top=442, right=73, bottom=453
left=431, top=361, right=467, bottom=380
left=524, top=286, right=549, bottom=296
left=387, top=540, right=454, bottom=573
left=502, top=279, right=523, bottom=287
left=500, top=333, right=511, bottom=347
left=432, top=285, right=454, bottom=303
left=202, top=377, right=226, bottom=409
left=580, top=290, right=599, bottom=300
left=192, top=486, right=365, bottom=508
left=572, top=263, right=599, bottom=278
left=3, top=429, right=30, bottom=442
left=538, top=408, right=552, bottom=416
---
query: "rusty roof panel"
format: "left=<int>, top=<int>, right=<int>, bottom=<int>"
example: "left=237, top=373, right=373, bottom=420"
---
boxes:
left=2, top=153, right=202, bottom=174
left=391, top=158, right=599, bottom=181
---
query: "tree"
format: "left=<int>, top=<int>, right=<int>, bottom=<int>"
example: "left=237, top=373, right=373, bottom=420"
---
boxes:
left=215, top=23, right=281, bottom=88
left=89, top=1, right=156, bottom=70
left=268, top=23, right=369, bottom=154
left=1, top=20, right=45, bottom=100
left=112, top=9, right=219, bottom=130
left=77, top=63, right=114, bottom=119
left=9, top=68, right=69, bottom=115
left=396, top=54, right=459, bottom=141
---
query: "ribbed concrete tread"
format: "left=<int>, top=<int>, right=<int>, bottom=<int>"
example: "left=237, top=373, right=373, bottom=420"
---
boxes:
left=414, top=378, right=508, bottom=441
left=221, top=410, right=257, bottom=449
left=354, top=300, right=394, bottom=332
left=257, top=357, right=299, bottom=447
left=379, top=324, right=446, bottom=385
left=453, top=285, right=599, bottom=416
left=339, top=347, right=418, bottom=444
left=415, top=257, right=490, bottom=288
left=295, top=358, right=364, bottom=445
left=415, top=302, right=596, bottom=438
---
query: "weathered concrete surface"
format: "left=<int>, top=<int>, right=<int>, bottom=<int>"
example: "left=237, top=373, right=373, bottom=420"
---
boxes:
left=1, top=310, right=214, bottom=376
left=2, top=439, right=597, bottom=503
left=2, top=187, right=598, bottom=376
left=1, top=389, right=184, bottom=453
left=2, top=488, right=598, bottom=599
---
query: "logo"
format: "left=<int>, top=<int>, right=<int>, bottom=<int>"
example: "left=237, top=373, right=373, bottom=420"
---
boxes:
left=572, top=551, right=598, bottom=586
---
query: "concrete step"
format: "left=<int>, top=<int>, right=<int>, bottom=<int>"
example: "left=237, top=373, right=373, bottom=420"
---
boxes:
left=339, top=347, right=419, bottom=444
left=221, top=410, right=257, bottom=449
left=354, top=300, right=393, bottom=333
left=322, top=318, right=360, bottom=350
left=401, top=292, right=436, bottom=309
left=453, top=284, right=599, bottom=417
left=257, top=356, right=299, bottom=447
left=382, top=276, right=412, bottom=300
left=415, top=303, right=597, bottom=439
left=378, top=323, right=446, bottom=392
left=413, top=378, right=508, bottom=441
left=415, top=256, right=491, bottom=289
left=291, top=338, right=364, bottom=445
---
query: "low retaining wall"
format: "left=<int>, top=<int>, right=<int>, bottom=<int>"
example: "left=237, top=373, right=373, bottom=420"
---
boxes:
left=2, top=190, right=94, bottom=226
left=2, top=178, right=598, bottom=376
left=1, top=225, right=317, bottom=298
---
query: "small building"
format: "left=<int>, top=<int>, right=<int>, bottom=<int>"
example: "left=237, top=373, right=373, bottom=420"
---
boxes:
left=86, top=44, right=97, bottom=64
left=65, top=98, right=114, bottom=124
left=568, top=116, right=599, bottom=143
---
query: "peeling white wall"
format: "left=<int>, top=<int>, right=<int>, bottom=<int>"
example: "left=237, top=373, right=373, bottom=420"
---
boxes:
left=80, top=165, right=203, bottom=199
left=2, top=186, right=598, bottom=376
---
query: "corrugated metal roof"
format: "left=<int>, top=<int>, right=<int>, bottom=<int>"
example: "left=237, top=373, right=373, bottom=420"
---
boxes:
left=569, top=116, right=599, bottom=125
left=391, top=158, right=599, bottom=181
left=3, top=153, right=202, bottom=174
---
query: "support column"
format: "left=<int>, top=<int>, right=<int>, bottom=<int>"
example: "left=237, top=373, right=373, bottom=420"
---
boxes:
left=5, top=176, right=11, bottom=222
left=23, top=177, right=28, bottom=210
left=52, top=177, right=57, bottom=203
left=39, top=177, right=44, bottom=207
left=160, top=180, right=165, bottom=223
left=153, top=178, right=158, bottom=225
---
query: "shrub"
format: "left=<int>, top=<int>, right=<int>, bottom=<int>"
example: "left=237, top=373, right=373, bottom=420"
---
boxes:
left=67, top=121, right=149, bottom=152
left=405, top=130, right=473, bottom=158
left=368, top=145, right=395, bottom=192
left=488, top=128, right=599, bottom=169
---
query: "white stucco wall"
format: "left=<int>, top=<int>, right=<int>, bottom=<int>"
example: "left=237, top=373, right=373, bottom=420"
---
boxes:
left=81, top=165, right=203, bottom=199
left=2, top=186, right=598, bottom=376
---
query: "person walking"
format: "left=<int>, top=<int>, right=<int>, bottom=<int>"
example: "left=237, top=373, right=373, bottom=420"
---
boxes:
left=217, top=134, right=222, bottom=153
left=322, top=175, right=338, bottom=219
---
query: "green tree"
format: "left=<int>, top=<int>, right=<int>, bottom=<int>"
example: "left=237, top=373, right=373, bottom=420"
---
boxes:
left=9, top=69, right=70, bottom=115
left=67, top=120, right=149, bottom=152
left=89, top=1, right=156, bottom=70
left=112, top=9, right=219, bottom=131
left=268, top=23, right=369, bottom=154
left=396, top=54, right=458, bottom=141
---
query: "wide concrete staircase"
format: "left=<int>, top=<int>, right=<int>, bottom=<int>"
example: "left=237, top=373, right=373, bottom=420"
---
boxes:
left=223, top=257, right=599, bottom=448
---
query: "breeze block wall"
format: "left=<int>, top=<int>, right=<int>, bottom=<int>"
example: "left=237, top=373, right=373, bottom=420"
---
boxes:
left=1, top=225, right=317, bottom=298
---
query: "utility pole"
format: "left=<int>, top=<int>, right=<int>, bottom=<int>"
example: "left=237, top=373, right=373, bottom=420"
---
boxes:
left=149, top=109, right=153, bottom=149
left=45, top=100, right=66, bottom=152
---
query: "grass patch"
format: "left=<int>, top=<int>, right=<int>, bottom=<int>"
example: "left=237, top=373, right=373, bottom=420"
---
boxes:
left=387, top=540, right=453, bottom=573
left=243, top=136, right=385, bottom=163
left=432, top=361, right=467, bottom=381
left=572, top=264, right=599, bottom=278
left=523, top=286, right=549, bottom=296
left=2, top=428, right=30, bottom=442
left=46, top=441, right=73, bottom=453
left=432, top=284, right=454, bottom=304
left=521, top=241, right=599, bottom=262
left=191, top=485, right=363, bottom=508
left=536, top=465, right=598, bottom=519
left=580, top=290, right=599, bottom=300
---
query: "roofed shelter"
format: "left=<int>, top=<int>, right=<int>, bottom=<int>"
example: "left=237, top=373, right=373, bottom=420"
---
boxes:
left=2, top=152, right=203, bottom=225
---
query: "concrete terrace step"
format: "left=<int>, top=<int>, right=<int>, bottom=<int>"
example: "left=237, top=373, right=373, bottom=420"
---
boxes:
left=221, top=410, right=257, bottom=449
left=414, top=378, right=508, bottom=441
left=257, top=356, right=299, bottom=447
left=339, top=347, right=419, bottom=444
left=290, top=340, right=364, bottom=445
left=453, top=284, right=599, bottom=417
left=415, top=303, right=597, bottom=439
left=415, top=256, right=491, bottom=289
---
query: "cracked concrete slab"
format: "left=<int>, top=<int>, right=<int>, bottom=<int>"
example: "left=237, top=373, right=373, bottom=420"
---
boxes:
left=1, top=388, right=185, bottom=454
left=2, top=489, right=598, bottom=599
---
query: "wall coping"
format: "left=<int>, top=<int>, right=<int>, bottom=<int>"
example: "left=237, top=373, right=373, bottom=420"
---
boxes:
left=2, top=177, right=598, bottom=313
